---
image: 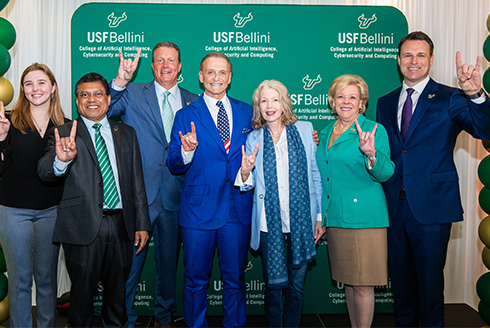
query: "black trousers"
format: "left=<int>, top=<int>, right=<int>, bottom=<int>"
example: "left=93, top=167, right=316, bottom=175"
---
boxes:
left=63, top=212, right=132, bottom=327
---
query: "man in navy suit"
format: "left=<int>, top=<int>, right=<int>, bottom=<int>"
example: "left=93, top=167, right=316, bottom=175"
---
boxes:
left=108, top=42, right=198, bottom=327
left=377, top=31, right=490, bottom=327
left=167, top=52, right=253, bottom=328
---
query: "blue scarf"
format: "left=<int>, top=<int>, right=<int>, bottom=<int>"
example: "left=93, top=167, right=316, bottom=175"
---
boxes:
left=263, top=124, right=317, bottom=289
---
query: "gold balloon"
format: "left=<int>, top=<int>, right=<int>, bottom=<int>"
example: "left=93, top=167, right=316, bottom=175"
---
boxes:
left=479, top=216, right=490, bottom=247
left=0, top=76, right=13, bottom=106
left=483, top=247, right=490, bottom=270
left=0, top=295, right=9, bottom=323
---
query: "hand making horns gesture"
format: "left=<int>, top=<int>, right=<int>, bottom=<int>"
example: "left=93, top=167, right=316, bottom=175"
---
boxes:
left=55, top=120, right=78, bottom=163
left=0, top=101, right=10, bottom=142
left=179, top=122, right=198, bottom=152
left=456, top=51, right=482, bottom=96
left=240, top=143, right=259, bottom=180
left=355, top=120, right=377, bottom=158
left=114, top=48, right=141, bottom=88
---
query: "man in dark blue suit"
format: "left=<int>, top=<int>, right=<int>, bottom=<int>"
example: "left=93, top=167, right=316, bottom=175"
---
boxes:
left=108, top=42, right=198, bottom=327
left=167, top=52, right=253, bottom=328
left=377, top=31, right=490, bottom=327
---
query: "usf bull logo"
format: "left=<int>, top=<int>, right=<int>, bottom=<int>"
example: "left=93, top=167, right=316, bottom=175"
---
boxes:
left=357, top=13, right=377, bottom=29
left=107, top=12, right=127, bottom=28
left=302, top=74, right=322, bottom=91
left=233, top=12, right=253, bottom=28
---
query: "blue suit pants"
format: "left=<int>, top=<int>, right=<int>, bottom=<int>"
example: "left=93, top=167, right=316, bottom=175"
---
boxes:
left=126, top=195, right=180, bottom=327
left=181, top=208, right=250, bottom=328
left=388, top=197, right=451, bottom=327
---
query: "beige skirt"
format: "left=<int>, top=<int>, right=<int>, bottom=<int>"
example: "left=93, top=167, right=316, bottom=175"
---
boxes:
left=326, top=227, right=388, bottom=286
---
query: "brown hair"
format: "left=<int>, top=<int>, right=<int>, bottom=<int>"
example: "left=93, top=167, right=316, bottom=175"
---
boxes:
left=10, top=63, right=64, bottom=133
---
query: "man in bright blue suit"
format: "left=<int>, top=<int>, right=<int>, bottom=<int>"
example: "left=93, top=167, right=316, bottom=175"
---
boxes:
left=377, top=31, right=490, bottom=327
left=167, top=52, right=253, bottom=328
left=108, top=42, right=199, bottom=328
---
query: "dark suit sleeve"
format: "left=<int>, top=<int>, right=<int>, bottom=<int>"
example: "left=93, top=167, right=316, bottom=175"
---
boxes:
left=129, top=129, right=151, bottom=232
left=449, top=91, right=490, bottom=140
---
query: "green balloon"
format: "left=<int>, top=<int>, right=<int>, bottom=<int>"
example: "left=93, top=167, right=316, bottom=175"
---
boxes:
left=484, top=69, right=490, bottom=95
left=484, top=36, right=490, bottom=63
left=479, top=300, right=490, bottom=325
left=0, top=0, right=9, bottom=12
left=479, top=187, right=490, bottom=215
left=477, top=272, right=490, bottom=305
left=488, top=13, right=490, bottom=33
left=0, top=18, right=15, bottom=50
left=479, top=216, right=490, bottom=247
left=479, top=156, right=490, bottom=187
left=0, top=44, right=10, bottom=76
left=0, top=251, right=5, bottom=273
left=0, top=273, right=6, bottom=301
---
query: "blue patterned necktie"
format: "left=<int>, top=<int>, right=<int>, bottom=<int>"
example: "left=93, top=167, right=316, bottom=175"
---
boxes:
left=161, top=90, right=173, bottom=143
left=93, top=123, right=120, bottom=209
left=216, top=100, right=230, bottom=154
left=401, top=88, right=414, bottom=141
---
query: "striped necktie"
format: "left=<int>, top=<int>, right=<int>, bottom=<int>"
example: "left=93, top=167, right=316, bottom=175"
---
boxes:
left=93, top=123, right=120, bottom=209
left=161, top=90, right=174, bottom=143
left=216, top=100, right=230, bottom=154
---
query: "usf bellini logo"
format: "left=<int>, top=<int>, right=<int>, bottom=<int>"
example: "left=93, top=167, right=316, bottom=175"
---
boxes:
left=302, top=74, right=322, bottom=91
left=233, top=12, right=253, bottom=28
left=357, top=13, right=377, bottom=29
left=107, top=12, right=127, bottom=28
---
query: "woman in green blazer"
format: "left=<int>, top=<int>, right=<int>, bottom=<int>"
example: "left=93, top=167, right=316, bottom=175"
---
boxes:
left=317, top=74, right=394, bottom=328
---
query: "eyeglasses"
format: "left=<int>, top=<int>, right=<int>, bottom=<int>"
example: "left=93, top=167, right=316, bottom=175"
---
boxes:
left=78, top=91, right=106, bottom=99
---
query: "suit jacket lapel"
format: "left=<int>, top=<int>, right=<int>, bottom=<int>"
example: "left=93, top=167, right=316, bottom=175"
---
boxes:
left=109, top=120, right=123, bottom=186
left=405, top=79, right=438, bottom=142
left=229, top=97, right=245, bottom=156
left=193, top=96, right=228, bottom=153
left=179, top=86, right=195, bottom=108
left=76, top=117, right=98, bottom=165
left=249, top=130, right=265, bottom=189
left=144, top=82, right=165, bottom=137
left=388, top=87, right=403, bottom=144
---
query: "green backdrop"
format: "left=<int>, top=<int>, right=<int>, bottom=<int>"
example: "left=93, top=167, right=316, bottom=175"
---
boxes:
left=71, top=3, right=407, bottom=316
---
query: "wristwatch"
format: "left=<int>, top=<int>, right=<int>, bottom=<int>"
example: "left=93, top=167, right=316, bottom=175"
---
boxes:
left=468, top=88, right=485, bottom=99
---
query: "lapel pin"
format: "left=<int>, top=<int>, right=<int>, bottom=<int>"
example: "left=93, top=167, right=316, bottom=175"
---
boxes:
left=186, top=101, right=191, bottom=105
left=428, top=94, right=435, bottom=99
left=113, top=127, right=118, bottom=131
left=242, top=128, right=251, bottom=133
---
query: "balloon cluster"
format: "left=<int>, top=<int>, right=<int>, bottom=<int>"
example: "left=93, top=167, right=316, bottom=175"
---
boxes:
left=477, top=14, right=490, bottom=324
left=0, top=0, right=11, bottom=323
left=0, top=0, right=14, bottom=106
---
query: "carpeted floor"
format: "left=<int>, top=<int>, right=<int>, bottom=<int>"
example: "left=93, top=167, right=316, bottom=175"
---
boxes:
left=1, top=303, right=485, bottom=327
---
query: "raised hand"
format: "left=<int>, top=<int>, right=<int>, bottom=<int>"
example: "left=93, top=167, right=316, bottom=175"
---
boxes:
left=114, top=48, right=141, bottom=88
left=355, top=120, right=376, bottom=158
left=0, top=101, right=10, bottom=142
left=456, top=51, right=482, bottom=95
left=241, top=143, right=259, bottom=180
left=179, top=122, right=198, bottom=151
left=55, top=120, right=77, bottom=162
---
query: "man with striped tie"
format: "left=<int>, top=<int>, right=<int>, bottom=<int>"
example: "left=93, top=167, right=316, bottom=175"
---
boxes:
left=167, top=52, right=253, bottom=328
left=38, top=72, right=151, bottom=327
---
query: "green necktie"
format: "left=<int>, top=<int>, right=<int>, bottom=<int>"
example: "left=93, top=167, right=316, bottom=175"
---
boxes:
left=93, top=123, right=120, bottom=209
left=162, top=90, right=174, bottom=143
